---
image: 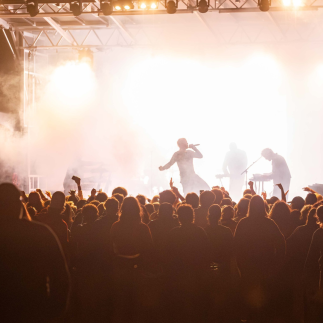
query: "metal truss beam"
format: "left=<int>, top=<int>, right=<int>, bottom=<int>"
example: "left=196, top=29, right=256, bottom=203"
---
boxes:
left=0, top=6, right=322, bottom=19
left=43, top=17, right=75, bottom=44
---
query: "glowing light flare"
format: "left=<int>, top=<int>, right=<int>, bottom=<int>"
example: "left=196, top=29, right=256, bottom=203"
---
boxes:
left=283, top=0, right=304, bottom=6
left=49, top=61, right=96, bottom=107
left=151, top=2, right=157, bottom=8
left=115, top=5, right=121, bottom=9
left=140, top=2, right=146, bottom=8
left=124, top=4, right=130, bottom=9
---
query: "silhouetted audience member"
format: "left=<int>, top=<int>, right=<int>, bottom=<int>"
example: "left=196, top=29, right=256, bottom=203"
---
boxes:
left=269, top=201, right=292, bottom=238
left=212, top=188, right=224, bottom=205
left=290, top=196, right=305, bottom=211
left=234, top=195, right=285, bottom=322
left=235, top=197, right=250, bottom=222
left=27, top=190, right=44, bottom=213
left=305, top=192, right=317, bottom=205
left=204, top=204, right=233, bottom=270
left=194, top=190, right=215, bottom=228
left=36, top=191, right=70, bottom=257
left=112, top=192, right=124, bottom=207
left=221, top=205, right=237, bottom=234
left=110, top=197, right=154, bottom=322
left=186, top=192, right=199, bottom=209
left=164, top=204, right=211, bottom=323
left=149, top=202, right=179, bottom=265
left=0, top=183, right=70, bottom=323
left=112, top=186, right=128, bottom=197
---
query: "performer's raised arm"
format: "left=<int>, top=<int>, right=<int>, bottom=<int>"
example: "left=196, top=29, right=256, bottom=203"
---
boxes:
left=189, top=144, right=203, bottom=158
left=159, top=153, right=177, bottom=171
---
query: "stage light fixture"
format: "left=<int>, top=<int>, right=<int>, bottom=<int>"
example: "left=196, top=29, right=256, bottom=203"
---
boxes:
left=166, top=0, right=176, bottom=13
left=27, top=1, right=39, bottom=17
left=70, top=0, right=82, bottom=16
left=101, top=0, right=113, bottom=14
left=138, top=0, right=158, bottom=9
left=258, top=0, right=270, bottom=11
left=113, top=0, right=134, bottom=10
left=198, top=0, right=209, bottom=13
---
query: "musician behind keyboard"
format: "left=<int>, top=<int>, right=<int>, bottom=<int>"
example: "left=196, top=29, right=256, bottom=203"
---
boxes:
left=261, top=148, right=291, bottom=198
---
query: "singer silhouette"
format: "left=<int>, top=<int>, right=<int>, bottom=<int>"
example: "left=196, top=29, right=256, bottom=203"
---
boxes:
left=159, top=138, right=210, bottom=195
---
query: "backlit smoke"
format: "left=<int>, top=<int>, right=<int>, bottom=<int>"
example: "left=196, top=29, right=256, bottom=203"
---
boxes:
left=9, top=41, right=323, bottom=198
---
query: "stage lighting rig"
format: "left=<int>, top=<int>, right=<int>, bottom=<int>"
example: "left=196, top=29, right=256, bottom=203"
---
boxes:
left=258, top=0, right=270, bottom=11
left=138, top=0, right=158, bottom=9
left=166, top=0, right=177, bottom=13
left=113, top=0, right=134, bottom=10
left=197, top=0, right=209, bottom=13
left=101, top=0, right=113, bottom=14
left=26, top=1, right=39, bottom=17
left=70, top=0, right=82, bottom=16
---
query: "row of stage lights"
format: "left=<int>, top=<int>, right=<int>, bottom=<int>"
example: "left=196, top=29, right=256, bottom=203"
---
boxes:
left=26, top=0, right=305, bottom=17
left=258, top=0, right=305, bottom=11
left=26, top=0, right=211, bottom=16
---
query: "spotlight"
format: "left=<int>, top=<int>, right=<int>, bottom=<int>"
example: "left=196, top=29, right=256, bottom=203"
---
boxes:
left=27, top=1, right=39, bottom=17
left=101, top=0, right=113, bottom=14
left=113, top=0, right=134, bottom=10
left=258, top=0, right=270, bottom=11
left=166, top=0, right=176, bottom=13
left=198, top=0, right=208, bottom=13
left=138, top=0, right=158, bottom=9
left=70, top=0, right=82, bottom=16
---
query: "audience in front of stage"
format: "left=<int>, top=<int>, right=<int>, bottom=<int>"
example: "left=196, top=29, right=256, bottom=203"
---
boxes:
left=2, top=178, right=323, bottom=323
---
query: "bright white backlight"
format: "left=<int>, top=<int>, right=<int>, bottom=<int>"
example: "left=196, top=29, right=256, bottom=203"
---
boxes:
left=282, top=0, right=291, bottom=5
left=140, top=2, right=146, bottom=8
left=151, top=2, right=157, bottom=8
left=49, top=61, right=96, bottom=107
left=115, top=5, right=121, bottom=9
left=124, top=4, right=130, bottom=9
left=292, top=0, right=304, bottom=6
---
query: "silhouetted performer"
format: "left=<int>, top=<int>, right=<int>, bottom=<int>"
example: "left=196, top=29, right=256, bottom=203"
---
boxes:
left=159, top=138, right=210, bottom=195
left=261, top=148, right=291, bottom=198
left=0, top=183, right=70, bottom=323
left=223, top=143, right=247, bottom=201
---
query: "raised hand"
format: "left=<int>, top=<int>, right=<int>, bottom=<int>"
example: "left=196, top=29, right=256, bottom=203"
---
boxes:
left=45, top=191, right=52, bottom=199
left=276, top=183, right=284, bottom=191
left=159, top=166, right=164, bottom=171
left=261, top=191, right=267, bottom=200
left=303, top=187, right=315, bottom=193
left=170, top=177, right=174, bottom=188
left=248, top=181, right=254, bottom=188
left=91, top=188, right=97, bottom=197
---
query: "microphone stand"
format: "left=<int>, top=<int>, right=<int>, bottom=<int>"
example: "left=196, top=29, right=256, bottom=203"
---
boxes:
left=241, top=156, right=262, bottom=189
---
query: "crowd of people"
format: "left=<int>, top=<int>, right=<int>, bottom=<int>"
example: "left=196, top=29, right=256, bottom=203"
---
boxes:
left=1, top=176, right=323, bottom=323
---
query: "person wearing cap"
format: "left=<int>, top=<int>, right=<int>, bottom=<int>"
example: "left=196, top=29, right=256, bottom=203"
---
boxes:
left=36, top=191, right=70, bottom=258
left=261, top=148, right=291, bottom=199
left=0, top=183, right=70, bottom=322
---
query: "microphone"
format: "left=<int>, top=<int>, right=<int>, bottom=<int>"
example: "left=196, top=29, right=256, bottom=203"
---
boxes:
left=192, top=144, right=200, bottom=147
